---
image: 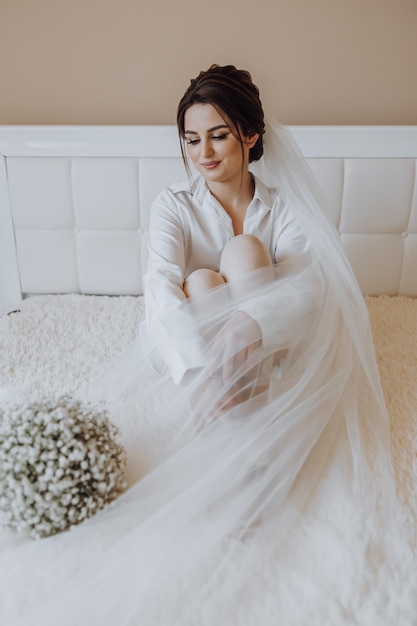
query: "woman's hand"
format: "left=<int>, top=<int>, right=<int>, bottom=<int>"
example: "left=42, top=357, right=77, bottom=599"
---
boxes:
left=190, top=311, right=263, bottom=422
left=211, top=311, right=262, bottom=382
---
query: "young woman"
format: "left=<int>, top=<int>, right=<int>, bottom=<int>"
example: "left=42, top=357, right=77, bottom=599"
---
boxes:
left=0, top=65, right=400, bottom=625
left=142, top=65, right=315, bottom=415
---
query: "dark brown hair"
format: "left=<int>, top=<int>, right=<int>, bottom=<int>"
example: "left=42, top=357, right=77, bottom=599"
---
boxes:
left=177, top=64, right=265, bottom=171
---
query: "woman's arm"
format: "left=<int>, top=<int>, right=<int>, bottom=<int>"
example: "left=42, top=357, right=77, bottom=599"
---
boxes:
left=234, top=198, right=319, bottom=352
left=144, top=191, right=206, bottom=383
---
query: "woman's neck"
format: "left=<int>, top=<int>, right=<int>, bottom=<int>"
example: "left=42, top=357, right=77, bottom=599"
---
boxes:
left=207, top=172, right=254, bottom=216
left=207, top=172, right=255, bottom=236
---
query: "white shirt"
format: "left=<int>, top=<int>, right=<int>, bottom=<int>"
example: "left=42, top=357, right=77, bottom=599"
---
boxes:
left=141, top=174, right=312, bottom=383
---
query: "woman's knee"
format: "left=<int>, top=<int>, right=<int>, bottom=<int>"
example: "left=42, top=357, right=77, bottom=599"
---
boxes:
left=183, top=268, right=226, bottom=299
left=220, top=235, right=272, bottom=281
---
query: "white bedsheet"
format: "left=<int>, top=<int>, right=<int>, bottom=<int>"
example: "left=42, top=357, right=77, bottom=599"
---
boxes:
left=1, top=294, right=416, bottom=625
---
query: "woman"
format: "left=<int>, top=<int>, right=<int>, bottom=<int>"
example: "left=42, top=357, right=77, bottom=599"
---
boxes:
left=143, top=65, right=316, bottom=415
left=0, top=65, right=399, bottom=625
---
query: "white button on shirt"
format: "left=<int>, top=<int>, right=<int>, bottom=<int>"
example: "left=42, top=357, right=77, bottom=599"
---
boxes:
left=141, top=174, right=312, bottom=383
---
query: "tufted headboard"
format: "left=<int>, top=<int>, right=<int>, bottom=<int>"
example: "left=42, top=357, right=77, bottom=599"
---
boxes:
left=1, top=125, right=417, bottom=315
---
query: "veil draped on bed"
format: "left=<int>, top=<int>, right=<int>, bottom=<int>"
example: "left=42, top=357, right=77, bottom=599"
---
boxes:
left=0, top=120, right=399, bottom=625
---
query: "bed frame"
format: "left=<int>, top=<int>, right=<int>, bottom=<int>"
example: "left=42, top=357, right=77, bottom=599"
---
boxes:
left=1, top=125, right=417, bottom=316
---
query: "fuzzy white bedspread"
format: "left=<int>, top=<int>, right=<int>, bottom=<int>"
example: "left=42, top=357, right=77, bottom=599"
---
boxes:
left=1, top=294, right=417, bottom=626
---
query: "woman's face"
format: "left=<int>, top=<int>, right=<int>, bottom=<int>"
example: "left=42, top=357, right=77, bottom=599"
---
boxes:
left=184, top=103, right=256, bottom=189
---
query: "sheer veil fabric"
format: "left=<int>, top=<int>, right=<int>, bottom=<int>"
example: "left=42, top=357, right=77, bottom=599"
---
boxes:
left=0, top=121, right=402, bottom=625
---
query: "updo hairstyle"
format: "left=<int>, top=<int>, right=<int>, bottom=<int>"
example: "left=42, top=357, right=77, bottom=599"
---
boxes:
left=177, top=64, right=265, bottom=167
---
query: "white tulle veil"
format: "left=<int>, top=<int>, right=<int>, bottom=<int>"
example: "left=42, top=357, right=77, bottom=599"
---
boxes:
left=0, top=120, right=399, bottom=625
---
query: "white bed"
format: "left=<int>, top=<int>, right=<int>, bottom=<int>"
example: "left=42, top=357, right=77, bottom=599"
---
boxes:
left=1, top=126, right=417, bottom=625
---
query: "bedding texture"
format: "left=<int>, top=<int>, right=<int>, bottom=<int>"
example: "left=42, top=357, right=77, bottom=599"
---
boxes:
left=0, top=293, right=416, bottom=625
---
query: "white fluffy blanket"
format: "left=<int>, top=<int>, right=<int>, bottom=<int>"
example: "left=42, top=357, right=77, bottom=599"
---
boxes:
left=1, top=294, right=417, bottom=625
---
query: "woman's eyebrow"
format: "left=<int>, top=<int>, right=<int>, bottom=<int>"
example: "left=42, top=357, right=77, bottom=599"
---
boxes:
left=184, top=124, right=230, bottom=135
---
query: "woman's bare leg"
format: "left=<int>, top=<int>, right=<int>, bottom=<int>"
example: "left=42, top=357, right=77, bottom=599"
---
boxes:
left=183, top=268, right=226, bottom=299
left=184, top=237, right=275, bottom=415
left=220, top=235, right=274, bottom=398
left=220, top=234, right=273, bottom=297
left=183, top=269, right=231, bottom=417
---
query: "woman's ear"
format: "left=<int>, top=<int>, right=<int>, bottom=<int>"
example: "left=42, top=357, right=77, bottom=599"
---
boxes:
left=245, top=132, right=260, bottom=149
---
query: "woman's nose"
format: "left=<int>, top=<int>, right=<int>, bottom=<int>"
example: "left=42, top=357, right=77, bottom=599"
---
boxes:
left=201, top=139, right=214, bottom=158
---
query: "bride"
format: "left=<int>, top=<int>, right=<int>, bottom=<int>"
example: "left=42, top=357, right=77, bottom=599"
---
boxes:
left=0, top=64, right=398, bottom=625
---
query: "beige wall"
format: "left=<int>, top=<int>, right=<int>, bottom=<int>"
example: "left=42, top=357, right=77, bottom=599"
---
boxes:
left=1, top=0, right=417, bottom=125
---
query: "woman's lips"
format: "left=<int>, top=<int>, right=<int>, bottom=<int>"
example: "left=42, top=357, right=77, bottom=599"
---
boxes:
left=201, top=161, right=220, bottom=169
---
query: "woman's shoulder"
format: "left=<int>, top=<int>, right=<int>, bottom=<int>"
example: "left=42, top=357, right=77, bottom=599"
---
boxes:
left=154, top=175, right=204, bottom=203
left=152, top=176, right=207, bottom=214
left=154, top=180, right=189, bottom=202
left=252, top=174, right=284, bottom=210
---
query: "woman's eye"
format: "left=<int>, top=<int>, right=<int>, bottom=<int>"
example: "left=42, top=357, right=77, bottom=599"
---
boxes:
left=186, top=132, right=229, bottom=145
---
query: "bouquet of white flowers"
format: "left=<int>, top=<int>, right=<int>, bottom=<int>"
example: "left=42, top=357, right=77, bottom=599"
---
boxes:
left=0, top=394, right=127, bottom=539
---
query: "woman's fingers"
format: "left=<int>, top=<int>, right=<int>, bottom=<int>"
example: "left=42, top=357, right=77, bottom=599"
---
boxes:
left=208, top=312, right=262, bottom=381
left=221, top=336, right=234, bottom=381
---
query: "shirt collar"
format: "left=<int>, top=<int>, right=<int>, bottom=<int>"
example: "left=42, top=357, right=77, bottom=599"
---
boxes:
left=192, top=174, right=273, bottom=211
left=251, top=174, right=273, bottom=211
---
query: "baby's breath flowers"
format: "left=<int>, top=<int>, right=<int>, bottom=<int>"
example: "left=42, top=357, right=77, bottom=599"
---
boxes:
left=0, top=394, right=127, bottom=539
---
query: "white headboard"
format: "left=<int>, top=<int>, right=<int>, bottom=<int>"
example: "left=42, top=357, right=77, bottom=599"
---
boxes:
left=1, top=126, right=417, bottom=315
